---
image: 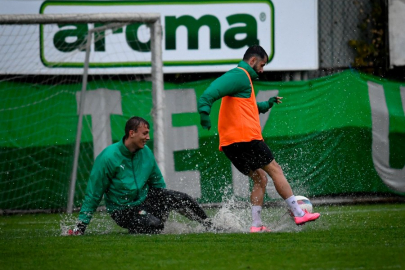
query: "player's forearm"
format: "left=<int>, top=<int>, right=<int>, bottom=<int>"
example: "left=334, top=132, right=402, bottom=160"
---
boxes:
left=149, top=163, right=166, bottom=188
left=257, top=101, right=271, bottom=113
left=198, top=89, right=219, bottom=115
left=77, top=195, right=102, bottom=225
left=77, top=179, right=107, bottom=224
left=78, top=210, right=93, bottom=225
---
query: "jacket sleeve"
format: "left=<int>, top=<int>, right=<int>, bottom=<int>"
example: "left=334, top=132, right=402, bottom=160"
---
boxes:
left=78, top=154, right=113, bottom=225
left=257, top=101, right=271, bottom=114
left=148, top=156, right=166, bottom=189
left=198, top=71, right=249, bottom=115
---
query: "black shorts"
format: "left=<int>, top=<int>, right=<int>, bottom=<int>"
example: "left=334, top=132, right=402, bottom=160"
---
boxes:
left=222, top=140, right=274, bottom=175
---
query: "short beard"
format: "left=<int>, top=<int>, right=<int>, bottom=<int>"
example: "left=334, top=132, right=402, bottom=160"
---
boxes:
left=253, top=63, right=261, bottom=74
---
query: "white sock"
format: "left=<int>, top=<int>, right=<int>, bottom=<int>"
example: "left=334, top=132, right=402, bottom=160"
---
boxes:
left=251, top=205, right=263, bottom=227
left=285, top=195, right=305, bottom=217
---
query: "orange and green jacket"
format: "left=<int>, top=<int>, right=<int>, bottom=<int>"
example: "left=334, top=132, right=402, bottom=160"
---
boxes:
left=198, top=61, right=273, bottom=150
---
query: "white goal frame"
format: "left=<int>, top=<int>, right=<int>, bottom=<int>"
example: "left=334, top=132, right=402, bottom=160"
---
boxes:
left=0, top=13, right=165, bottom=214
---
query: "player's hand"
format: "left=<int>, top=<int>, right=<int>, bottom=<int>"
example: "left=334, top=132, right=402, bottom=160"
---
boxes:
left=268, top=96, right=283, bottom=108
left=68, top=222, right=87, bottom=235
left=200, top=112, right=211, bottom=130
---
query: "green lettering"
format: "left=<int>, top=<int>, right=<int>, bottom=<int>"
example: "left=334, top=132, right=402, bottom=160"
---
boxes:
left=94, top=23, right=106, bottom=52
left=53, top=24, right=88, bottom=52
left=165, top=15, right=220, bottom=50
left=94, top=24, right=123, bottom=51
left=224, top=14, right=259, bottom=49
left=125, top=23, right=150, bottom=52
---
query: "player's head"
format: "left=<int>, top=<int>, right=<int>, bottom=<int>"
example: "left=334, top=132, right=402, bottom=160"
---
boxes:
left=125, top=116, right=150, bottom=138
left=124, top=116, right=150, bottom=150
left=243, top=45, right=268, bottom=74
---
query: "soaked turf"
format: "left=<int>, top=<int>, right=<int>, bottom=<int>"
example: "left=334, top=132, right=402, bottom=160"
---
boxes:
left=0, top=203, right=404, bottom=270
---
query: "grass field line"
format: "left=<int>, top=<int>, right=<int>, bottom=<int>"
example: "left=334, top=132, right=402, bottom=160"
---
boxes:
left=309, top=265, right=402, bottom=270
left=321, top=205, right=405, bottom=215
left=1, top=204, right=404, bottom=226
left=1, top=221, right=57, bottom=225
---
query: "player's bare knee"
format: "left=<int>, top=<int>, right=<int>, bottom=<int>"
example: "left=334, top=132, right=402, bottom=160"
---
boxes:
left=250, top=169, right=268, bottom=187
left=265, top=160, right=283, bottom=177
left=259, top=171, right=268, bottom=188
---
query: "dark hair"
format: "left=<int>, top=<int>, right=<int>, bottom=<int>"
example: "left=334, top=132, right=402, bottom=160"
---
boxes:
left=124, top=116, right=150, bottom=139
left=243, top=45, right=268, bottom=62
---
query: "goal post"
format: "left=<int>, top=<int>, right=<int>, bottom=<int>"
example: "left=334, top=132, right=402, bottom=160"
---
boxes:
left=0, top=13, right=165, bottom=214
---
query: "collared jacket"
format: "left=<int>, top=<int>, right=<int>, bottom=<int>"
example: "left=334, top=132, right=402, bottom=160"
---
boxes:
left=78, top=137, right=166, bottom=225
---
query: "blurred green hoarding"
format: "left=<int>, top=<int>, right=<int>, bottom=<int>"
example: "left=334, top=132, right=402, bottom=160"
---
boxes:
left=0, top=70, right=404, bottom=210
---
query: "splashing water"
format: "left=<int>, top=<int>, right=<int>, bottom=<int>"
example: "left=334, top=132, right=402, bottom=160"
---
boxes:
left=163, top=219, right=206, bottom=234
left=267, top=210, right=303, bottom=233
left=59, top=214, right=77, bottom=236
left=59, top=212, right=119, bottom=236
left=209, top=196, right=251, bottom=233
left=160, top=196, right=251, bottom=234
left=164, top=185, right=305, bottom=234
left=208, top=195, right=305, bottom=233
left=59, top=189, right=308, bottom=236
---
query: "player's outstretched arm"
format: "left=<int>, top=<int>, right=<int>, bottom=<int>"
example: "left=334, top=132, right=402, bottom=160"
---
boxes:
left=257, top=96, right=283, bottom=113
left=269, top=96, right=283, bottom=106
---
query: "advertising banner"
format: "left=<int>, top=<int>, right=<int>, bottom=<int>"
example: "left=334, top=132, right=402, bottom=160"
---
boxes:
left=0, top=70, right=404, bottom=210
left=0, top=0, right=318, bottom=74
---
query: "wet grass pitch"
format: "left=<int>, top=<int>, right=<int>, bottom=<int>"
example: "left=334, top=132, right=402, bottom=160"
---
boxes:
left=0, top=203, right=404, bottom=270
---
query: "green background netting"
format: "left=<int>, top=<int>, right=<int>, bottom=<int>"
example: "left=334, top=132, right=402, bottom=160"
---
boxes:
left=1, top=70, right=404, bottom=210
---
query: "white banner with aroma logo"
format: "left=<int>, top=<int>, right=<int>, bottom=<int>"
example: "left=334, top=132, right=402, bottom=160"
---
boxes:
left=0, top=0, right=318, bottom=74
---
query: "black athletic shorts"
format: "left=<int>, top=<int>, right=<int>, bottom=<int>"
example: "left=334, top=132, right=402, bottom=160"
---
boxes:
left=222, top=140, right=274, bottom=175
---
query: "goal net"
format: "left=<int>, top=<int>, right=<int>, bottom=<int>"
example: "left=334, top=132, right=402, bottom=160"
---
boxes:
left=0, top=13, right=164, bottom=214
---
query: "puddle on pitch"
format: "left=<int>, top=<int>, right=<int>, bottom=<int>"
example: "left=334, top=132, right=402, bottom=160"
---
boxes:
left=59, top=195, right=313, bottom=236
